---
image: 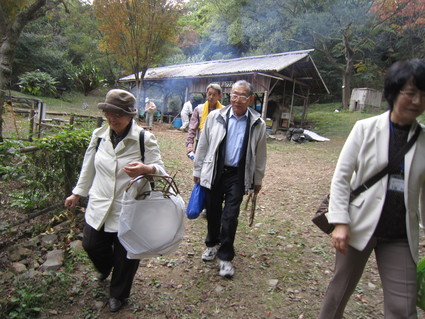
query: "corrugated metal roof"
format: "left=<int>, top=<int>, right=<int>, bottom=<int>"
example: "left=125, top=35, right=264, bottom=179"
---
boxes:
left=119, top=49, right=329, bottom=94
left=120, top=49, right=314, bottom=81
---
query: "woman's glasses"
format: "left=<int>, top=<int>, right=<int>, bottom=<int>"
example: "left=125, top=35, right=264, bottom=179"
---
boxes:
left=400, top=90, right=425, bottom=101
left=104, top=111, right=125, bottom=119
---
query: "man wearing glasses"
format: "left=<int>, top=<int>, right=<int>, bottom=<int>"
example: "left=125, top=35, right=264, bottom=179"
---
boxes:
left=193, top=80, right=267, bottom=278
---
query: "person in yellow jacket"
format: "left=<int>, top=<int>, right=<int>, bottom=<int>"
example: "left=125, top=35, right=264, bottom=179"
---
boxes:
left=185, top=83, right=223, bottom=154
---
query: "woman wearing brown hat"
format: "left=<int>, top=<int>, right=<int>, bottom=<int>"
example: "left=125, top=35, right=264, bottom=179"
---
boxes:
left=65, top=89, right=166, bottom=312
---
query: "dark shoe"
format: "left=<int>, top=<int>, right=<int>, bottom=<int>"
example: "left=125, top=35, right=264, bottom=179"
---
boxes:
left=97, top=272, right=109, bottom=281
left=108, top=297, right=123, bottom=312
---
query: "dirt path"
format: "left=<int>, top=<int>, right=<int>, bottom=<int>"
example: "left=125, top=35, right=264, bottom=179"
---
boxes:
left=3, top=122, right=425, bottom=318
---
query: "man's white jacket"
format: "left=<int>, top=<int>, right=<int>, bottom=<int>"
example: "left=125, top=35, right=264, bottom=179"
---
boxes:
left=72, top=120, right=165, bottom=232
left=326, top=111, right=425, bottom=262
left=193, top=105, right=267, bottom=192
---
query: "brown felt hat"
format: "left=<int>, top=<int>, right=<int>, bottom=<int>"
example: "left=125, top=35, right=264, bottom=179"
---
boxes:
left=98, top=89, right=137, bottom=115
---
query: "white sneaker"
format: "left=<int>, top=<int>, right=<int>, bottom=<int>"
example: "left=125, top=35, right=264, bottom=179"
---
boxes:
left=202, top=246, right=218, bottom=262
left=219, top=260, right=234, bottom=278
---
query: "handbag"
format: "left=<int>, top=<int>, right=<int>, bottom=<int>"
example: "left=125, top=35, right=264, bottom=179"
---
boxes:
left=186, top=182, right=206, bottom=219
left=118, top=174, right=185, bottom=259
left=417, top=256, right=425, bottom=310
left=312, top=125, right=421, bottom=234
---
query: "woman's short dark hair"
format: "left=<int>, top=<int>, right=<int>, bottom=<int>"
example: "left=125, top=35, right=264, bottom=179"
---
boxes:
left=384, top=59, right=425, bottom=110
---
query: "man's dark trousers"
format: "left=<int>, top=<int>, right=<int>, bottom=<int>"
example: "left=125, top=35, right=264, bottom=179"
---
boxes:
left=205, top=167, right=245, bottom=261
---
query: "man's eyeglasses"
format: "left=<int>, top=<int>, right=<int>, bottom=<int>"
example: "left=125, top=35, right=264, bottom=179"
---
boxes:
left=230, top=94, right=251, bottom=103
left=400, top=90, right=425, bottom=100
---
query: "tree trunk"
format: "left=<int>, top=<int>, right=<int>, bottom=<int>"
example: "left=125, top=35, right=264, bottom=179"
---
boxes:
left=0, top=0, right=62, bottom=141
left=0, top=34, right=20, bottom=142
left=342, top=31, right=354, bottom=109
left=133, top=68, right=147, bottom=115
left=342, top=69, right=352, bottom=110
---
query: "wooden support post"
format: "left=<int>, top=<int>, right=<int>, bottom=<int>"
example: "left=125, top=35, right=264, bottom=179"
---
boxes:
left=288, top=82, right=296, bottom=129
left=69, top=114, right=75, bottom=126
left=37, top=101, right=43, bottom=138
left=261, top=91, right=269, bottom=120
left=29, top=109, right=34, bottom=142
left=301, top=89, right=310, bottom=126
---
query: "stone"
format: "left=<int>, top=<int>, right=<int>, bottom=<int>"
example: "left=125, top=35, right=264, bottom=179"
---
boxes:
left=215, top=285, right=224, bottom=293
left=268, top=279, right=279, bottom=288
left=69, top=240, right=84, bottom=252
left=40, top=249, right=64, bottom=271
left=9, top=246, right=32, bottom=262
left=11, top=262, right=27, bottom=273
left=41, top=234, right=58, bottom=246
left=368, top=282, right=376, bottom=290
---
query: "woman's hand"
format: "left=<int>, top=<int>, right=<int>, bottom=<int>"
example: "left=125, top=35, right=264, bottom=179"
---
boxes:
left=331, top=224, right=350, bottom=255
left=123, top=162, right=156, bottom=178
left=65, top=194, right=80, bottom=209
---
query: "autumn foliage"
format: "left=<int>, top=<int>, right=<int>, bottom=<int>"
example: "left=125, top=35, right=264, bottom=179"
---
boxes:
left=372, top=0, right=425, bottom=30
left=93, top=0, right=183, bottom=83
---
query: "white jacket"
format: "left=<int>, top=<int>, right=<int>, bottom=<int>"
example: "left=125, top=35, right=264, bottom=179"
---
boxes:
left=193, top=105, right=267, bottom=192
left=326, top=111, right=425, bottom=262
left=72, top=120, right=165, bottom=232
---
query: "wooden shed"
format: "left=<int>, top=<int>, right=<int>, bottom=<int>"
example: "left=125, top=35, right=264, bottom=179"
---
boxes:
left=349, top=88, right=382, bottom=112
left=119, top=49, right=329, bottom=131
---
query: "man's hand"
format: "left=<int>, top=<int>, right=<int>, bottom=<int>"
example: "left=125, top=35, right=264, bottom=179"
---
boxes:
left=331, top=224, right=350, bottom=255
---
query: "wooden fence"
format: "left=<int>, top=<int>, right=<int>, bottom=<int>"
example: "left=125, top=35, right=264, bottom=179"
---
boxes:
left=4, top=95, right=103, bottom=141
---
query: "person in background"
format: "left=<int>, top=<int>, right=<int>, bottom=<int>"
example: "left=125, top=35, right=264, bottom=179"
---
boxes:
left=144, top=97, right=157, bottom=128
left=193, top=80, right=267, bottom=278
left=180, top=96, right=195, bottom=132
left=318, top=59, right=425, bottom=319
left=185, top=83, right=223, bottom=154
left=64, top=89, right=166, bottom=312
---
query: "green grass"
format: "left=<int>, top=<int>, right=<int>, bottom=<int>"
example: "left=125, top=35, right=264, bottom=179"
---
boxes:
left=305, top=103, right=377, bottom=138
left=305, top=102, right=425, bottom=139
left=6, top=89, right=109, bottom=116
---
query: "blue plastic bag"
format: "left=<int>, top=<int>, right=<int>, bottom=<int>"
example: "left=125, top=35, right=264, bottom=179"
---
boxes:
left=186, top=182, right=206, bottom=219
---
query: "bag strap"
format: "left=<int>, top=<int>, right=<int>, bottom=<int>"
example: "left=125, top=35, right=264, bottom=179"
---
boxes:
left=139, top=129, right=145, bottom=163
left=351, top=124, right=421, bottom=198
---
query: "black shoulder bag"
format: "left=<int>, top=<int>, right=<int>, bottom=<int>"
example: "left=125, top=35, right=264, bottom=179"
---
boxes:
left=312, top=125, right=421, bottom=234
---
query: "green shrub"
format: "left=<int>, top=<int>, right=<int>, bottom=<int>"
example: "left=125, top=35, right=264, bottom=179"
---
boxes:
left=67, top=63, right=105, bottom=96
left=18, top=70, right=58, bottom=97
left=0, top=127, right=92, bottom=211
